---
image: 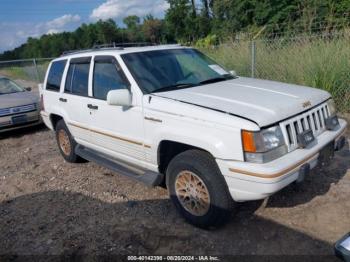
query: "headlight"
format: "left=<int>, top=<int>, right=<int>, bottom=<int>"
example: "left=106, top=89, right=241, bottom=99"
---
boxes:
left=242, top=126, right=287, bottom=163
left=327, top=99, right=337, bottom=116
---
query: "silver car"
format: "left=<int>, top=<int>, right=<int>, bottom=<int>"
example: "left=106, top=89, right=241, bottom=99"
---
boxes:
left=0, top=76, right=41, bottom=133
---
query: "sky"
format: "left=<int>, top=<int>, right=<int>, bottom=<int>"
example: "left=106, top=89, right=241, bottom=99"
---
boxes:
left=0, top=0, right=170, bottom=53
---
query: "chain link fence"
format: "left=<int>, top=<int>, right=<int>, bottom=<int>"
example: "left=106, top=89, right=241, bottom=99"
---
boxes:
left=0, top=58, right=53, bottom=89
left=202, top=32, right=350, bottom=113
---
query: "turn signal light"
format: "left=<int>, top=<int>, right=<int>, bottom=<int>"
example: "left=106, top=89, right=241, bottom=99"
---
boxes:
left=242, top=130, right=256, bottom=153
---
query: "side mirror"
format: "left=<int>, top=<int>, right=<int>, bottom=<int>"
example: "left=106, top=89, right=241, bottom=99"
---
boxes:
left=107, top=89, right=132, bottom=107
left=230, top=70, right=237, bottom=77
left=25, top=87, right=32, bottom=91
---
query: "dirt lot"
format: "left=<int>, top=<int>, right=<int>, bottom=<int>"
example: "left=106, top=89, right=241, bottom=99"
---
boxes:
left=0, top=123, right=349, bottom=259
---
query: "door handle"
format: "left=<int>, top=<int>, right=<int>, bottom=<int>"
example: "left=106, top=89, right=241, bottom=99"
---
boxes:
left=87, top=104, right=98, bottom=110
left=59, top=98, right=67, bottom=102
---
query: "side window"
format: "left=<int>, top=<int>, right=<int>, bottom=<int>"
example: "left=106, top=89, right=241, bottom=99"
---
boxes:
left=93, top=56, right=129, bottom=100
left=65, top=57, right=91, bottom=96
left=46, top=60, right=67, bottom=91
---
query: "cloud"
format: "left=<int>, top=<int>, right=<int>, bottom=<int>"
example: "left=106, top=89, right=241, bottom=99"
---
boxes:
left=0, top=14, right=81, bottom=53
left=45, top=14, right=81, bottom=33
left=90, top=0, right=169, bottom=21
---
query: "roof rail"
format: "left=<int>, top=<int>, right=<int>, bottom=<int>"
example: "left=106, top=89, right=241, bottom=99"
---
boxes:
left=93, top=42, right=155, bottom=48
left=61, top=42, right=158, bottom=57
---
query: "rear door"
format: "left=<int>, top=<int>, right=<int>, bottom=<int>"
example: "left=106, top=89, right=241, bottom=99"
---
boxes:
left=43, top=59, right=67, bottom=118
left=85, top=55, right=146, bottom=165
left=61, top=57, right=92, bottom=142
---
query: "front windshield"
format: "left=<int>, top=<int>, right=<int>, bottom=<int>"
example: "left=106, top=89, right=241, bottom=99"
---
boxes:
left=122, top=48, right=234, bottom=94
left=0, top=78, right=24, bottom=95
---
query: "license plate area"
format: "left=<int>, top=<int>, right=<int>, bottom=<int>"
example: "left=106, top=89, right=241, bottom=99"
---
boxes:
left=11, top=115, right=28, bottom=125
left=298, top=129, right=315, bottom=148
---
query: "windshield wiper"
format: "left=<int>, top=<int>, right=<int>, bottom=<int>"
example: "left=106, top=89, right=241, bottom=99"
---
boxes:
left=199, top=76, right=231, bottom=85
left=0, top=92, right=17, bottom=95
left=151, top=83, right=197, bottom=93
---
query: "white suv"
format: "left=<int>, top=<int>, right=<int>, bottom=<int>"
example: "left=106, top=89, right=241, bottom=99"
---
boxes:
left=40, top=45, right=347, bottom=228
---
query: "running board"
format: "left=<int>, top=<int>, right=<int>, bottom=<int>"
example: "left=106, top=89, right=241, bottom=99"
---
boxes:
left=75, top=145, right=163, bottom=187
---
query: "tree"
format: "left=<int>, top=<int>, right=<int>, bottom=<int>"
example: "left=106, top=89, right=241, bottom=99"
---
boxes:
left=143, top=15, right=164, bottom=43
left=165, top=0, right=193, bottom=41
left=123, top=15, right=143, bottom=42
left=123, top=15, right=140, bottom=30
left=190, top=0, right=197, bottom=17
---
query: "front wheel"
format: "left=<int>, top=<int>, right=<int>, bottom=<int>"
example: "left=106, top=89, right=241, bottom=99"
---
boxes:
left=166, top=150, right=234, bottom=228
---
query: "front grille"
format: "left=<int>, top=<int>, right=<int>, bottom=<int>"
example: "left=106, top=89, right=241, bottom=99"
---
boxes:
left=279, top=102, right=331, bottom=152
left=0, top=104, right=36, bottom=117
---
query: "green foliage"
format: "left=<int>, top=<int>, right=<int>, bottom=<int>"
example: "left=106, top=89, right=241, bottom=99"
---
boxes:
left=143, top=15, right=165, bottom=43
left=195, top=34, right=218, bottom=48
left=164, top=0, right=350, bottom=41
left=0, top=67, right=29, bottom=80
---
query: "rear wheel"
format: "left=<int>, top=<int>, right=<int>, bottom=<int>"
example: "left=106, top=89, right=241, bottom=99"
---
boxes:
left=55, top=120, right=80, bottom=163
left=166, top=150, right=234, bottom=228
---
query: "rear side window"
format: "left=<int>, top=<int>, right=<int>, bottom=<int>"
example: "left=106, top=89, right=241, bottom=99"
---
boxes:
left=93, top=56, right=129, bottom=100
left=65, top=57, right=91, bottom=96
left=46, top=60, right=67, bottom=91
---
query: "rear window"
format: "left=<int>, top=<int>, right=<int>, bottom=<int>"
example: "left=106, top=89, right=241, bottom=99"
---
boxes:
left=65, top=57, right=91, bottom=96
left=46, top=60, right=67, bottom=91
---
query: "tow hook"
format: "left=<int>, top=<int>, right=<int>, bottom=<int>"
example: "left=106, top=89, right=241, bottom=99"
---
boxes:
left=296, top=163, right=310, bottom=184
left=335, top=136, right=346, bottom=151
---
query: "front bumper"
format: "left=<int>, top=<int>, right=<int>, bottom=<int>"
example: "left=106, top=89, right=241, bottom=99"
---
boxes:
left=0, top=110, right=42, bottom=133
left=217, top=118, right=348, bottom=202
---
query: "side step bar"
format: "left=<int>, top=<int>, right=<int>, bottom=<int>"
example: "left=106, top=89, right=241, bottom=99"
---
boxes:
left=75, top=145, right=164, bottom=187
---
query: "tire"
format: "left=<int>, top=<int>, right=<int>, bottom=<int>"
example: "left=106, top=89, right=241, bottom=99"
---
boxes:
left=55, top=119, right=81, bottom=163
left=166, top=150, right=234, bottom=228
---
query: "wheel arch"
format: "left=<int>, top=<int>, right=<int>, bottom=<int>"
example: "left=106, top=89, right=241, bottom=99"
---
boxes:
left=49, top=114, right=64, bottom=130
left=157, top=140, right=213, bottom=175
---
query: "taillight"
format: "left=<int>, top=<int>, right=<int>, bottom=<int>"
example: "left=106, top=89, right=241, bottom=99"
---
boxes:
left=40, top=94, right=45, bottom=111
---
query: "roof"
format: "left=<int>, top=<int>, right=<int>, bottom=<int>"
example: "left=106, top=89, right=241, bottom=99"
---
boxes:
left=54, top=44, right=187, bottom=62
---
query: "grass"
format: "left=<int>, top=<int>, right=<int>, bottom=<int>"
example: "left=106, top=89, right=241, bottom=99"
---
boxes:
left=0, top=67, right=32, bottom=81
left=201, top=34, right=350, bottom=113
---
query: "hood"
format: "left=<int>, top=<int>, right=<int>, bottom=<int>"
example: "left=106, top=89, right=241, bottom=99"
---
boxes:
left=155, top=77, right=331, bottom=127
left=0, top=91, right=39, bottom=109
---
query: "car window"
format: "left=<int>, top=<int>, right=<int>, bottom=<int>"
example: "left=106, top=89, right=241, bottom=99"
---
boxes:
left=46, top=60, right=67, bottom=92
left=93, top=56, right=129, bottom=100
left=65, top=58, right=90, bottom=96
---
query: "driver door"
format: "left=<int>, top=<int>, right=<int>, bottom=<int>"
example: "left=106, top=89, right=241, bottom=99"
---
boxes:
left=86, top=55, right=145, bottom=165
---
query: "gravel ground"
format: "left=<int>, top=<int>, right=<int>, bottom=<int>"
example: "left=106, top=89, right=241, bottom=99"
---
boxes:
left=0, top=123, right=349, bottom=259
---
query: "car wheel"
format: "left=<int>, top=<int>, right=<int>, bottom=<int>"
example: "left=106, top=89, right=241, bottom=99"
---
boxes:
left=166, top=150, right=234, bottom=228
left=55, top=119, right=81, bottom=163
